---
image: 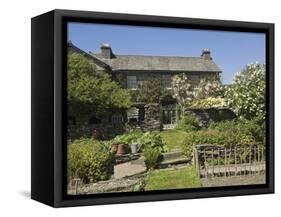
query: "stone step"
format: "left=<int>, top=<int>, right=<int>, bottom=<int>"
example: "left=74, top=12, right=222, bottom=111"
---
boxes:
left=114, top=153, right=141, bottom=165
left=157, top=157, right=191, bottom=169
left=160, top=151, right=185, bottom=161
left=130, top=156, right=146, bottom=166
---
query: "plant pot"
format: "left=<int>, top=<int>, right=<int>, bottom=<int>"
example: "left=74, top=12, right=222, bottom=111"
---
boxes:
left=117, top=144, right=127, bottom=155
left=111, top=143, right=119, bottom=153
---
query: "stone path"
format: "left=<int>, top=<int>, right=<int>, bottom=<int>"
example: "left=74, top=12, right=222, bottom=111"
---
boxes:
left=114, top=156, right=147, bottom=179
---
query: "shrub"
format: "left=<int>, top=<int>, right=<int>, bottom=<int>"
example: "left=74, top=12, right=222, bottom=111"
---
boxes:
left=243, top=116, right=266, bottom=143
left=112, top=131, right=166, bottom=153
left=181, top=118, right=265, bottom=159
left=67, top=138, right=114, bottom=184
left=209, top=117, right=265, bottom=143
left=143, top=148, right=161, bottom=170
left=182, top=129, right=255, bottom=159
left=113, top=130, right=142, bottom=145
left=224, top=63, right=266, bottom=119
left=137, top=132, right=166, bottom=152
left=176, top=114, right=200, bottom=132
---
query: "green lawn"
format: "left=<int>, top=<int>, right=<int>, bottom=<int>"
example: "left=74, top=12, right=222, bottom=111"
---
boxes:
left=160, top=129, right=188, bottom=151
left=145, top=167, right=201, bottom=191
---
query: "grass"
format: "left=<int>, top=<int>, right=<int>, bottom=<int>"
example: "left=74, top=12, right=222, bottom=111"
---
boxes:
left=145, top=167, right=201, bottom=191
left=160, top=129, right=188, bottom=151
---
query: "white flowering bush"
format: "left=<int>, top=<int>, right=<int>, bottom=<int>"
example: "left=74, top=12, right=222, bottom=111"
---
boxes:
left=224, top=63, right=266, bottom=119
left=171, top=73, right=194, bottom=106
left=195, top=74, right=224, bottom=99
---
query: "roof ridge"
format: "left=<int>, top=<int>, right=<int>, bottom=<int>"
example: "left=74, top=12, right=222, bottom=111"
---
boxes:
left=91, top=52, right=204, bottom=59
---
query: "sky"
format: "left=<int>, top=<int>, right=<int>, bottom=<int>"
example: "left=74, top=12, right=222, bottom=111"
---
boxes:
left=68, top=22, right=265, bottom=84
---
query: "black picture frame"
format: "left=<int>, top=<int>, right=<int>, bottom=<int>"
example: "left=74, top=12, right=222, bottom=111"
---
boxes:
left=31, top=9, right=274, bottom=207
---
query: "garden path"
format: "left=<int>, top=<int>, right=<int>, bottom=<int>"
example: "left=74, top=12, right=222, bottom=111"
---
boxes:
left=114, top=156, right=147, bottom=179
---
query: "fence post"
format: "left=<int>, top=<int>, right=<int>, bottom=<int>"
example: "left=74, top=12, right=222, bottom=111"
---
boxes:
left=224, top=147, right=227, bottom=176
left=254, top=146, right=257, bottom=174
left=257, top=145, right=260, bottom=174
left=234, top=146, right=237, bottom=176
left=243, top=147, right=246, bottom=176
left=73, top=178, right=80, bottom=195
left=228, top=147, right=231, bottom=176
left=193, top=144, right=200, bottom=177
left=212, top=148, right=214, bottom=177
left=203, top=149, right=207, bottom=177
left=249, top=145, right=252, bottom=174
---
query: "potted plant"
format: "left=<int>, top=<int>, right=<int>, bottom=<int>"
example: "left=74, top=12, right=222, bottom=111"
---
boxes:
left=112, top=135, right=129, bottom=155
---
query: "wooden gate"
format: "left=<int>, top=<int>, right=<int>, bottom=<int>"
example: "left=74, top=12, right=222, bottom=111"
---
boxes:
left=193, top=144, right=266, bottom=178
left=161, top=104, right=181, bottom=129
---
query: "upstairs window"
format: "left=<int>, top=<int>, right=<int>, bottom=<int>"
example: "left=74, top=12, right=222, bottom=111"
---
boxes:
left=127, top=76, right=137, bottom=89
left=189, top=75, right=200, bottom=88
left=162, top=74, right=172, bottom=88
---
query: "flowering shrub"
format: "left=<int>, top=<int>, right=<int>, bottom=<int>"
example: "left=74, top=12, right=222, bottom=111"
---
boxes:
left=171, top=73, right=226, bottom=110
left=171, top=73, right=194, bottom=106
left=194, top=75, right=224, bottom=99
left=224, top=63, right=266, bottom=119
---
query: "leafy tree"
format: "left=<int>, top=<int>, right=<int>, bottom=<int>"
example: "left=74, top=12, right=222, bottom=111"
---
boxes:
left=133, top=79, right=171, bottom=104
left=67, top=53, right=132, bottom=121
left=224, top=63, right=266, bottom=119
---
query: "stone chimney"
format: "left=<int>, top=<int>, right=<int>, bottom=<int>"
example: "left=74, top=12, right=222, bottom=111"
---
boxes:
left=201, top=48, right=212, bottom=60
left=100, top=43, right=114, bottom=59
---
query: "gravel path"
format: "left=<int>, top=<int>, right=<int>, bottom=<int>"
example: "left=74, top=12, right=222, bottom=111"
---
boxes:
left=200, top=174, right=266, bottom=187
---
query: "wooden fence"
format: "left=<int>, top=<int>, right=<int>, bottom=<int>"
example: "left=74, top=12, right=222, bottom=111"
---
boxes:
left=193, top=144, right=266, bottom=178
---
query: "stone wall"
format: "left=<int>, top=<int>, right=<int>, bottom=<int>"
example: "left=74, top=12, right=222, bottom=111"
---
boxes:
left=141, top=103, right=162, bottom=131
left=68, top=123, right=126, bottom=140
left=184, top=108, right=236, bottom=128
left=125, top=103, right=162, bottom=132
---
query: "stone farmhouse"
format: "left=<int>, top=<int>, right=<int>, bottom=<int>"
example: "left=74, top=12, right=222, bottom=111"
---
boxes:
left=69, top=41, right=221, bottom=90
left=68, top=41, right=224, bottom=138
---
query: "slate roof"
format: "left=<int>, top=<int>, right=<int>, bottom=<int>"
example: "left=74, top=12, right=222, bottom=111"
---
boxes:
left=69, top=42, right=221, bottom=73
left=91, top=53, right=221, bottom=72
